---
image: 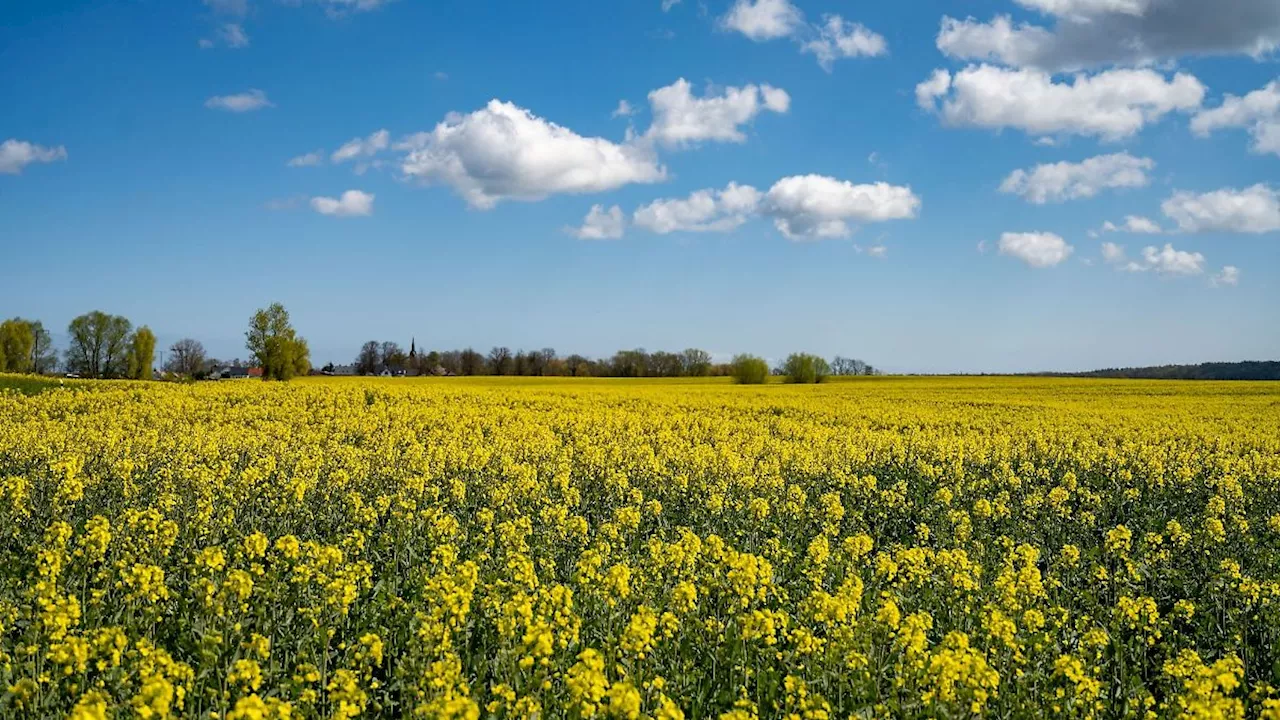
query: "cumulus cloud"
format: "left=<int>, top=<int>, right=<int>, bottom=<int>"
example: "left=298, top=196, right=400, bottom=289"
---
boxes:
left=997, top=232, right=1074, bottom=267
left=1161, top=185, right=1280, bottom=234
left=570, top=204, right=626, bottom=240
left=1000, top=153, right=1154, bottom=204
left=936, top=0, right=1280, bottom=71
left=204, top=89, right=273, bottom=112
left=1101, top=215, right=1164, bottom=234
left=627, top=176, right=918, bottom=240
left=399, top=100, right=665, bottom=209
left=310, top=190, right=374, bottom=217
left=287, top=150, right=324, bottom=167
left=720, top=0, right=886, bottom=70
left=1210, top=266, right=1241, bottom=287
left=763, top=175, right=921, bottom=240
left=1192, top=80, right=1280, bottom=157
left=720, top=0, right=803, bottom=41
left=1101, top=241, right=1127, bottom=264
left=0, top=139, right=68, bottom=175
left=1102, top=240, right=1208, bottom=275
left=633, top=182, right=763, bottom=234
left=916, top=65, right=1204, bottom=140
left=1137, top=243, right=1206, bottom=275
left=331, top=129, right=390, bottom=163
left=642, top=78, right=789, bottom=148
left=801, top=15, right=888, bottom=71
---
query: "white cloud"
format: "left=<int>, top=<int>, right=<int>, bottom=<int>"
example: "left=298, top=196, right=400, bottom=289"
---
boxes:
left=612, top=100, right=635, bottom=118
left=310, top=190, right=374, bottom=217
left=287, top=150, right=324, bottom=167
left=399, top=100, right=665, bottom=209
left=570, top=204, right=626, bottom=240
left=289, top=0, right=394, bottom=18
left=1101, top=215, right=1164, bottom=234
left=1101, top=241, right=1127, bottom=264
left=936, top=1, right=1280, bottom=71
left=917, top=65, right=1204, bottom=140
left=1191, top=80, right=1280, bottom=157
left=0, top=139, right=68, bottom=175
left=199, top=23, right=249, bottom=49
left=265, top=194, right=306, bottom=211
left=331, top=129, right=390, bottom=163
left=222, top=23, right=250, bottom=47
left=633, top=182, right=763, bottom=234
left=863, top=244, right=888, bottom=258
left=1138, top=243, right=1205, bottom=275
left=937, top=16, right=1054, bottom=68
left=662, top=0, right=680, bottom=10
left=1103, top=240, right=1208, bottom=275
left=642, top=78, right=789, bottom=148
left=720, top=0, right=803, bottom=41
left=915, top=69, right=952, bottom=111
left=763, top=175, right=921, bottom=240
left=627, top=175, right=918, bottom=240
left=1211, top=266, right=1241, bottom=287
left=1016, top=0, right=1152, bottom=18
left=1000, top=153, right=1153, bottom=204
left=998, top=232, right=1074, bottom=267
left=1161, top=185, right=1280, bottom=234
left=204, top=89, right=273, bottom=112
left=801, top=15, right=888, bottom=71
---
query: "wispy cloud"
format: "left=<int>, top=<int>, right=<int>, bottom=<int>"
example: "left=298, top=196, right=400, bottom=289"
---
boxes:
left=205, top=89, right=273, bottom=112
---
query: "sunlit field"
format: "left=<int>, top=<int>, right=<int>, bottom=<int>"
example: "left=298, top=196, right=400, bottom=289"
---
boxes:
left=2, top=376, right=1279, bottom=719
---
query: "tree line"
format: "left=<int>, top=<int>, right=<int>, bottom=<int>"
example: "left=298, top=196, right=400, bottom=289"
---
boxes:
left=4, top=302, right=884, bottom=384
left=1059, top=361, right=1280, bottom=381
left=0, top=303, right=310, bottom=382
left=0, top=313, right=155, bottom=380
left=342, top=341, right=878, bottom=381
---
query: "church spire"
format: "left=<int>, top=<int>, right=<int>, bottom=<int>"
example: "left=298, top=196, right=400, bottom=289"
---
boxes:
left=409, top=337, right=416, bottom=359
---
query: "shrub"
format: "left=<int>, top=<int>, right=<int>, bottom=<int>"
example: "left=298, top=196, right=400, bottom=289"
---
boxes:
left=730, top=354, right=769, bottom=384
left=783, top=353, right=831, bottom=384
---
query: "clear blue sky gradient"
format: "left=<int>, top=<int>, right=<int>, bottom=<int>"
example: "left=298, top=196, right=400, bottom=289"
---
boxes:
left=2, top=0, right=1277, bottom=373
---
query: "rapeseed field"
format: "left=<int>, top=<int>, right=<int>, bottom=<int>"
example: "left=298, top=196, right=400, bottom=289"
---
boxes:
left=2, top=376, right=1279, bottom=719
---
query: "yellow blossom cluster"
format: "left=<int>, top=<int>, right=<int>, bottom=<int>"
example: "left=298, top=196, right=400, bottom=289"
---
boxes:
left=1, top=375, right=1279, bottom=717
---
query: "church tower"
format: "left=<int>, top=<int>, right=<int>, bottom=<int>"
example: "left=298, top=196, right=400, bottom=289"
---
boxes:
left=409, top=338, right=417, bottom=360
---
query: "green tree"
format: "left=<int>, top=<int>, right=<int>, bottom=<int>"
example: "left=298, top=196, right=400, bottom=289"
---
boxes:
left=0, top=318, right=36, bottom=373
left=29, top=321, right=57, bottom=374
left=783, top=353, right=831, bottom=384
left=681, top=348, right=713, bottom=377
left=245, top=303, right=309, bottom=381
left=730, top=354, right=769, bottom=385
left=66, top=311, right=132, bottom=378
left=127, top=326, right=157, bottom=380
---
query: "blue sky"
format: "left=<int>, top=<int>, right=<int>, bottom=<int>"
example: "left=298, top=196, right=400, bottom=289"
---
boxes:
left=2, top=0, right=1278, bottom=373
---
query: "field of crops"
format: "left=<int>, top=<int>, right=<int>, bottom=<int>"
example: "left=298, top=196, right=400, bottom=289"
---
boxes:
left=2, top=376, right=1279, bottom=719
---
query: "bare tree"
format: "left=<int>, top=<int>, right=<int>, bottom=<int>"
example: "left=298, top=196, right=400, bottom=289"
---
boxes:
left=166, top=338, right=207, bottom=377
left=487, top=346, right=513, bottom=375
left=379, top=341, right=405, bottom=370
left=356, top=341, right=380, bottom=375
